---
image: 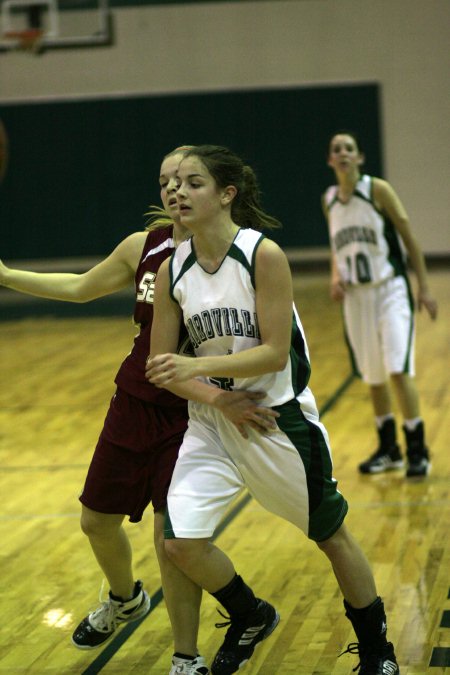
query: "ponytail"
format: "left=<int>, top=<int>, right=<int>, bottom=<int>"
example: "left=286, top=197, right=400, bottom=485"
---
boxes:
left=184, top=145, right=281, bottom=231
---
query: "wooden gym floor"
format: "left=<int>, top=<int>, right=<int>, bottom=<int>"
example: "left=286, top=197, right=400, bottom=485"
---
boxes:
left=0, top=269, right=449, bottom=674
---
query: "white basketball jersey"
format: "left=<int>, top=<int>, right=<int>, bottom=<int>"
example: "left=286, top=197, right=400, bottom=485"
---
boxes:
left=169, top=228, right=311, bottom=407
left=324, top=174, right=407, bottom=286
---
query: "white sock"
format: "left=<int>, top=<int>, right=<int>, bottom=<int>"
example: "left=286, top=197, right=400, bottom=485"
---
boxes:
left=403, top=417, right=422, bottom=431
left=375, top=413, right=395, bottom=429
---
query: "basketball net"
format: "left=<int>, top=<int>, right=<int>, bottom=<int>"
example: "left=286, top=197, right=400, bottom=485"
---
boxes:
left=3, top=28, right=43, bottom=53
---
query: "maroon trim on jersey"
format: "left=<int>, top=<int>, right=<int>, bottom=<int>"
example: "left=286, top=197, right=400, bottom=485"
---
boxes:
left=114, top=226, right=187, bottom=406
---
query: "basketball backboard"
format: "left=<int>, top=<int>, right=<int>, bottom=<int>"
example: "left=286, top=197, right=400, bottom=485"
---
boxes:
left=0, top=0, right=113, bottom=53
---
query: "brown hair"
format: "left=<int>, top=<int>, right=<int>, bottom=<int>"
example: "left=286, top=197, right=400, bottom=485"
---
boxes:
left=183, top=145, right=281, bottom=231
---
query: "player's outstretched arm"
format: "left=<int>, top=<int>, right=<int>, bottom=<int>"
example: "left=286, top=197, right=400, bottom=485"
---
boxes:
left=0, top=232, right=145, bottom=303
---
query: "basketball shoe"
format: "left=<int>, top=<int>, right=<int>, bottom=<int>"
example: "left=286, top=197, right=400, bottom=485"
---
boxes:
left=211, top=599, right=280, bottom=674
left=358, top=445, right=404, bottom=474
left=339, top=641, right=400, bottom=674
left=343, top=597, right=400, bottom=674
left=403, top=422, right=431, bottom=477
left=170, top=655, right=210, bottom=674
left=72, top=580, right=150, bottom=649
left=359, top=419, right=403, bottom=474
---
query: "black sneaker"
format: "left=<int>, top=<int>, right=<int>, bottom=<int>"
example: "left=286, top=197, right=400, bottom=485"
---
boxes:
left=211, top=599, right=280, bottom=675
left=72, top=580, right=151, bottom=649
left=359, top=445, right=404, bottom=474
left=403, top=422, right=430, bottom=478
left=339, top=640, right=400, bottom=674
left=406, top=451, right=431, bottom=478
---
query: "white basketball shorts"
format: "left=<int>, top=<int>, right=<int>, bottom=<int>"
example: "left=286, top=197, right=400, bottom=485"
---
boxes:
left=343, top=275, right=415, bottom=385
left=165, top=395, right=348, bottom=542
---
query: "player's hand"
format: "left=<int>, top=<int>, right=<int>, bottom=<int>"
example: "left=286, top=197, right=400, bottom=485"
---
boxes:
left=417, top=289, right=438, bottom=320
left=214, top=390, right=279, bottom=439
left=146, top=353, right=197, bottom=385
left=330, top=278, right=346, bottom=302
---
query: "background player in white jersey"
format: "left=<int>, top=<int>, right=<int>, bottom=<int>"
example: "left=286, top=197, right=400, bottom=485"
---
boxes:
left=0, top=146, right=279, bottom=675
left=323, top=131, right=437, bottom=478
left=146, top=145, right=400, bottom=675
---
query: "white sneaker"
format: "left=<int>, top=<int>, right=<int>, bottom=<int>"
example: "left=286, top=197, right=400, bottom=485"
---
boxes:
left=169, top=654, right=210, bottom=674
left=72, top=580, right=151, bottom=649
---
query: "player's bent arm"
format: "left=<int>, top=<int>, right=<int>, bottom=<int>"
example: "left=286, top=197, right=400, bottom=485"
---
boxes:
left=374, top=179, right=437, bottom=318
left=148, top=261, right=212, bottom=399
left=149, top=241, right=293, bottom=384
left=148, top=260, right=279, bottom=436
left=0, top=232, right=145, bottom=302
left=373, top=179, right=429, bottom=286
left=148, top=267, right=248, bottom=404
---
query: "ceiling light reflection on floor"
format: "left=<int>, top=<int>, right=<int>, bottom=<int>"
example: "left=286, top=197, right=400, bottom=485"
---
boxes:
left=43, top=608, right=73, bottom=629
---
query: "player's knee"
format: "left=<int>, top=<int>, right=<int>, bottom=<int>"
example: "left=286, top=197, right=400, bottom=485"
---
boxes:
left=80, top=506, right=122, bottom=538
left=315, top=524, right=347, bottom=556
left=164, top=538, right=202, bottom=569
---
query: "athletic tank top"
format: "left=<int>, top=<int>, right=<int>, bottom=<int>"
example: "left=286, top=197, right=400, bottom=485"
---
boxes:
left=324, top=174, right=407, bottom=286
left=115, top=226, right=190, bottom=406
left=169, top=228, right=311, bottom=407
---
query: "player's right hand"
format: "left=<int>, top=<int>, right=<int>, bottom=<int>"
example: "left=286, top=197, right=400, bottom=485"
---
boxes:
left=214, top=389, right=280, bottom=439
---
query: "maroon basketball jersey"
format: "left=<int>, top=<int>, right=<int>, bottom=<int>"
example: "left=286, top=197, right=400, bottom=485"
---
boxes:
left=115, top=226, right=190, bottom=405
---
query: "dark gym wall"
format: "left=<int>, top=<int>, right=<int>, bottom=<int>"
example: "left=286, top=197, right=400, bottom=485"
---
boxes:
left=1, top=83, right=381, bottom=261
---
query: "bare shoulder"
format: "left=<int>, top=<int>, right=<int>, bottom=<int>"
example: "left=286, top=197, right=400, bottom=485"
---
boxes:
left=258, top=237, right=285, bottom=258
left=256, top=237, right=290, bottom=272
left=373, top=176, right=390, bottom=189
left=372, top=177, right=409, bottom=223
left=372, top=177, right=396, bottom=200
left=117, top=231, right=147, bottom=258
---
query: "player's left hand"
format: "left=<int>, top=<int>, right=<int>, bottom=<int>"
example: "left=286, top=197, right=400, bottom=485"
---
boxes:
left=417, top=289, right=438, bottom=320
left=146, top=353, right=196, bottom=385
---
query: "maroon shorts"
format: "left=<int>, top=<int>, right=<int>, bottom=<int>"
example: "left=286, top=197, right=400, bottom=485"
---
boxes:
left=79, top=388, right=188, bottom=522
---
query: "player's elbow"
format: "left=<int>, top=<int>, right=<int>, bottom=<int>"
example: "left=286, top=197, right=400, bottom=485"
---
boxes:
left=275, top=355, right=289, bottom=372
left=270, top=348, right=289, bottom=373
left=68, top=276, right=98, bottom=303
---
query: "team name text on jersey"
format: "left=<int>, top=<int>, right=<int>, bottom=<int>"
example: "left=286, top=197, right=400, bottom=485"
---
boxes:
left=186, top=308, right=260, bottom=349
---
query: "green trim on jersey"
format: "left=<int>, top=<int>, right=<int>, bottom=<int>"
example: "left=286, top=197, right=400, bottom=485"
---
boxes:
left=169, top=250, right=196, bottom=302
left=402, top=311, right=415, bottom=374
left=228, top=232, right=264, bottom=289
left=382, top=213, right=415, bottom=311
left=290, top=313, right=311, bottom=394
left=343, top=306, right=362, bottom=379
left=272, top=398, right=348, bottom=541
left=354, top=177, right=406, bottom=279
left=353, top=188, right=372, bottom=205
left=228, top=243, right=252, bottom=273
left=383, top=215, right=407, bottom=279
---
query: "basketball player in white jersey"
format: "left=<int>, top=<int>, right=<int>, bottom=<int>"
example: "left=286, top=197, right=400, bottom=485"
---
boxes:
left=323, top=131, right=437, bottom=477
left=146, top=145, right=400, bottom=675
